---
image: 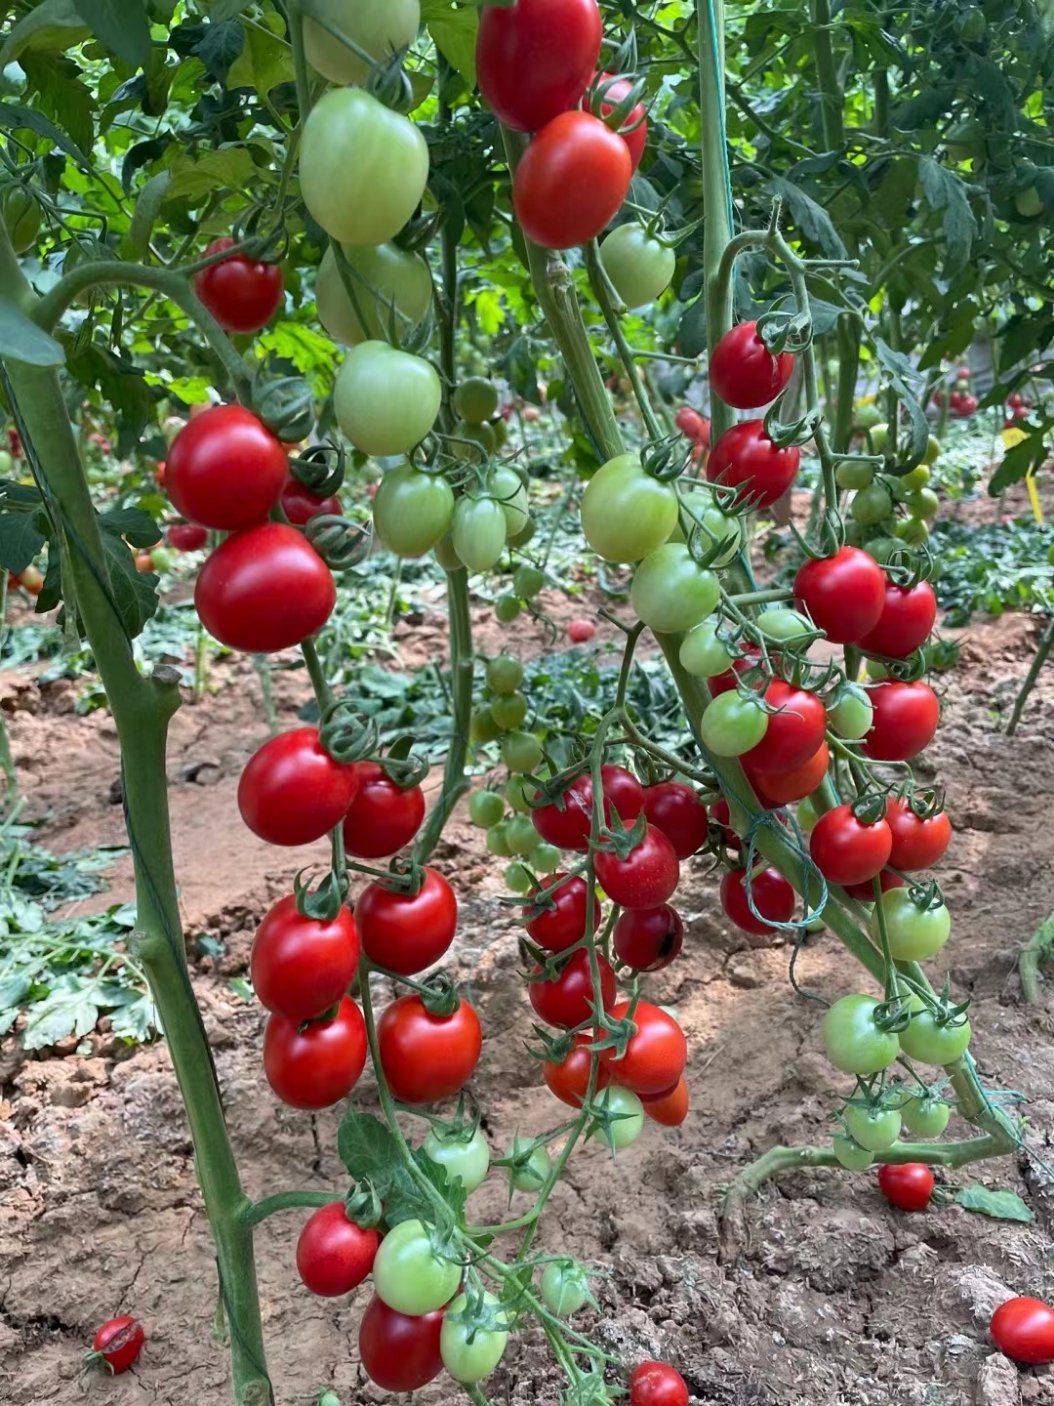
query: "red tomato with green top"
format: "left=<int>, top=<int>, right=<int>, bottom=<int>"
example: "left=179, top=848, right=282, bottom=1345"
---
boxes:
left=355, top=867, right=457, bottom=975
left=597, top=72, right=647, bottom=168
left=543, top=1032, right=610, bottom=1106
left=709, top=321, right=794, bottom=409
left=529, top=948, right=616, bottom=1028
left=251, top=894, right=359, bottom=1020
left=602, top=999, right=687, bottom=1095
left=885, top=797, right=951, bottom=870
left=342, top=762, right=425, bottom=859
left=476, top=0, right=602, bottom=133
left=263, top=995, right=367, bottom=1109
left=514, top=110, right=632, bottom=249
left=594, top=824, right=680, bottom=910
left=705, top=420, right=800, bottom=508
left=741, top=680, right=827, bottom=772
left=990, top=1297, right=1054, bottom=1366
left=524, top=872, right=601, bottom=951
left=238, top=727, right=359, bottom=847
left=877, top=1161, right=933, bottom=1211
left=809, top=804, right=893, bottom=886
left=794, top=546, right=886, bottom=644
left=194, top=237, right=283, bottom=334
left=376, top=994, right=482, bottom=1103
left=359, top=1296, right=445, bottom=1392
left=166, top=404, right=287, bottom=530
left=862, top=681, right=939, bottom=760
left=859, top=580, right=937, bottom=657
left=532, top=764, right=643, bottom=851
left=296, top=1202, right=380, bottom=1297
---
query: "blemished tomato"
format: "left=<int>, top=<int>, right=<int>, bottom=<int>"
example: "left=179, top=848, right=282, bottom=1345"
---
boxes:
left=263, top=995, right=368, bottom=1109
left=822, top=994, right=900, bottom=1076
left=705, top=420, right=800, bottom=508
left=877, top=1161, right=934, bottom=1212
left=581, top=452, right=679, bottom=562
left=529, top=948, right=616, bottom=1028
left=296, top=1202, right=381, bottom=1297
left=809, top=804, right=893, bottom=886
left=597, top=72, right=648, bottom=168
left=476, top=0, right=602, bottom=133
left=166, top=521, right=208, bottom=551
left=251, top=896, right=359, bottom=1021
left=304, top=0, right=420, bottom=85
left=843, top=1103, right=901, bottom=1152
left=885, top=797, right=951, bottom=871
left=194, top=238, right=283, bottom=334
left=898, top=993, right=970, bottom=1065
left=700, top=689, right=769, bottom=757
left=440, top=1290, right=509, bottom=1383
left=195, top=522, right=335, bottom=653
left=514, top=110, right=632, bottom=250
left=990, top=1297, right=1054, bottom=1366
left=279, top=476, right=340, bottom=525
left=524, top=873, right=601, bottom=951
left=860, top=580, right=937, bottom=658
left=299, top=88, right=428, bottom=245
left=603, top=1000, right=687, bottom=1095
left=568, top=618, right=597, bottom=643
left=741, top=680, right=827, bottom=772
left=373, top=464, right=454, bottom=557
left=166, top=405, right=287, bottom=530
left=631, top=544, right=719, bottom=634
left=335, top=341, right=441, bottom=456
left=358, top=1296, right=445, bottom=1392
left=376, top=994, right=482, bottom=1103
left=543, top=1032, right=610, bottom=1106
left=317, top=241, right=432, bottom=347
left=594, top=824, right=680, bottom=910
left=238, top=727, right=358, bottom=847
left=793, top=546, right=886, bottom=644
left=422, top=1126, right=490, bottom=1192
left=709, top=321, right=794, bottom=410
left=747, top=743, right=829, bottom=808
left=863, top=681, right=940, bottom=761
left=642, top=782, right=708, bottom=859
left=869, top=889, right=950, bottom=961
left=613, top=904, right=684, bottom=971
left=91, top=1316, right=145, bottom=1374
left=373, top=1218, right=462, bottom=1316
left=452, top=495, right=508, bottom=572
left=629, top=1360, right=690, bottom=1406
left=599, top=224, right=675, bottom=309
left=342, top=762, right=425, bottom=858
left=356, top=868, right=457, bottom=975
left=719, top=866, right=795, bottom=935
left=531, top=763, right=644, bottom=851
left=641, top=1074, right=689, bottom=1127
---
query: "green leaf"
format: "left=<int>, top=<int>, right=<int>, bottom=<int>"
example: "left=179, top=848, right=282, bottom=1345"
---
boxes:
left=0, top=297, right=65, bottom=368
left=337, top=1111, right=402, bottom=1193
left=19, top=53, right=97, bottom=156
left=989, top=427, right=1051, bottom=495
left=0, top=101, right=90, bottom=166
left=128, top=171, right=171, bottom=259
left=164, top=147, right=255, bottom=205
left=422, top=0, right=478, bottom=85
left=767, top=176, right=847, bottom=259
left=954, top=1185, right=1034, bottom=1223
left=227, top=20, right=293, bottom=95
left=72, top=0, right=151, bottom=66
left=873, top=336, right=929, bottom=461
left=99, top=529, right=160, bottom=638
left=0, top=0, right=88, bottom=66
left=918, top=156, right=976, bottom=270
left=99, top=505, right=161, bottom=550
left=0, top=508, right=46, bottom=574
left=210, top=0, right=253, bottom=18
left=383, top=1150, right=467, bottom=1228
left=196, top=19, right=244, bottom=81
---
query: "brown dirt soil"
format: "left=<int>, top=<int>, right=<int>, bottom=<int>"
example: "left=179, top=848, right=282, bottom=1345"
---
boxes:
left=3, top=590, right=1054, bottom=1406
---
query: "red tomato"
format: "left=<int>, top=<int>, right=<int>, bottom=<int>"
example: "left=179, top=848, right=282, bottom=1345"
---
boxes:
left=843, top=868, right=904, bottom=901
left=524, top=872, right=601, bottom=952
left=675, top=405, right=709, bottom=444
left=948, top=389, right=963, bottom=410
left=955, top=394, right=978, bottom=417
left=642, top=781, right=708, bottom=858
left=630, top=1360, right=689, bottom=1406
left=476, top=0, right=602, bottom=133
left=167, top=521, right=208, bottom=551
left=719, top=866, right=794, bottom=936
left=859, top=580, right=937, bottom=658
left=251, top=895, right=359, bottom=1020
left=91, top=1316, right=145, bottom=1374
left=359, top=1296, right=445, bottom=1392
left=376, top=994, right=482, bottom=1103
left=794, top=546, right=886, bottom=644
left=1008, top=391, right=1025, bottom=409
left=641, top=1075, right=689, bottom=1127
left=263, top=996, right=367, bottom=1109
left=355, top=867, right=457, bottom=975
left=603, top=999, right=687, bottom=1095
left=885, top=797, right=951, bottom=871
left=747, top=742, right=829, bottom=808
left=710, top=321, right=794, bottom=410
left=529, top=948, right=616, bottom=1028
left=705, top=420, right=800, bottom=508
left=514, top=110, right=632, bottom=249
left=709, top=796, right=741, bottom=848
left=863, top=681, right=940, bottom=761
left=613, top=904, right=684, bottom=972
left=597, top=72, right=647, bottom=168
left=708, top=644, right=762, bottom=696
left=990, top=1297, right=1054, bottom=1366
left=742, top=680, right=827, bottom=772
left=195, top=521, right=335, bottom=653
left=877, top=1162, right=934, bottom=1211
left=594, top=824, right=680, bottom=910
left=567, top=618, right=597, bottom=643
left=543, top=1032, right=609, bottom=1106
left=296, top=1202, right=381, bottom=1297
left=238, top=727, right=358, bottom=846
left=342, top=762, right=425, bottom=859
left=809, top=804, right=893, bottom=886
left=280, top=475, right=341, bottom=525
left=532, top=764, right=644, bottom=851
left=166, top=405, right=287, bottom=530
left=194, top=237, right=284, bottom=334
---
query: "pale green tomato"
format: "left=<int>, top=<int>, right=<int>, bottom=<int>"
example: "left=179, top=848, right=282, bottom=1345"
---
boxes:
left=832, top=1133, right=874, bottom=1170
left=484, top=465, right=530, bottom=535
left=829, top=686, right=873, bottom=740
left=851, top=483, right=894, bottom=525
left=843, top=1103, right=902, bottom=1151
left=531, top=842, right=562, bottom=873
left=696, top=504, right=743, bottom=566
left=304, top=0, right=420, bottom=85
left=507, top=1136, right=551, bottom=1192
left=501, top=730, right=543, bottom=774
left=495, top=592, right=522, bottom=622
left=372, top=1218, right=461, bottom=1315
left=471, top=707, right=501, bottom=745
left=900, top=1093, right=951, bottom=1138
left=505, top=862, right=532, bottom=893
left=700, top=691, right=769, bottom=757
left=513, top=563, right=545, bottom=599
left=897, top=467, right=932, bottom=497
left=836, top=460, right=874, bottom=491
left=505, top=814, right=539, bottom=855
left=898, top=993, right=972, bottom=1065
left=679, top=620, right=734, bottom=678
left=486, top=822, right=511, bottom=858
left=869, top=889, right=951, bottom=961
left=486, top=654, right=523, bottom=693
left=630, top=544, right=719, bottom=634
left=469, top=789, right=504, bottom=828
left=869, top=536, right=901, bottom=565
left=440, top=1291, right=509, bottom=1384
left=452, top=496, right=507, bottom=572
left=757, top=608, right=812, bottom=647
left=1015, top=186, right=1044, bottom=218
left=449, top=420, right=496, bottom=464
left=0, top=449, right=11, bottom=475
left=894, top=517, right=929, bottom=544
left=335, top=341, right=441, bottom=455
left=599, top=224, right=676, bottom=309
left=580, top=454, right=680, bottom=563
left=868, top=423, right=889, bottom=453
left=434, top=531, right=463, bottom=572
left=316, top=242, right=432, bottom=345
left=454, top=377, right=500, bottom=423
left=490, top=690, right=528, bottom=731
left=373, top=464, right=453, bottom=557
left=821, top=993, right=900, bottom=1076
left=504, top=775, right=534, bottom=813
left=922, top=435, right=941, bottom=466
left=423, top=1127, right=491, bottom=1192
left=906, top=487, right=939, bottom=520
left=540, top=1260, right=591, bottom=1317
left=591, top=1085, right=644, bottom=1150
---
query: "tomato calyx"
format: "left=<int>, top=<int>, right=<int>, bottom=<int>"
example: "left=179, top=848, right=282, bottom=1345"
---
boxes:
left=375, top=734, right=431, bottom=791
left=587, top=69, right=648, bottom=139
left=892, top=785, right=947, bottom=822
left=443, top=1279, right=512, bottom=1338
left=903, top=876, right=948, bottom=915
left=252, top=371, right=315, bottom=442
left=293, top=865, right=350, bottom=922
left=289, top=440, right=346, bottom=498
left=640, top=434, right=690, bottom=483
left=306, top=511, right=370, bottom=570
left=319, top=700, right=379, bottom=764
left=344, top=1178, right=384, bottom=1230
left=848, top=792, right=888, bottom=827
left=591, top=806, right=648, bottom=861
left=416, top=972, right=466, bottom=1019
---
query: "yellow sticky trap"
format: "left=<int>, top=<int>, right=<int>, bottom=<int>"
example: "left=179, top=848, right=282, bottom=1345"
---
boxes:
left=1026, top=470, right=1044, bottom=526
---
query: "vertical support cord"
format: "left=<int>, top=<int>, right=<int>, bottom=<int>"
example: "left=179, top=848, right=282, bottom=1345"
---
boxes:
left=809, top=0, right=845, bottom=150
left=697, top=0, right=736, bottom=441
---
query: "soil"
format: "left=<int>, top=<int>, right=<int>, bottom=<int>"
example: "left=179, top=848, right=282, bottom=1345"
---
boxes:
left=3, top=500, right=1054, bottom=1406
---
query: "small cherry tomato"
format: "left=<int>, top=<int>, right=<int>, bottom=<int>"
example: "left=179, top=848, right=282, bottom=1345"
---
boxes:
left=342, top=762, right=425, bottom=858
left=641, top=1075, right=689, bottom=1127
left=263, top=996, right=368, bottom=1109
left=377, top=994, right=482, bottom=1104
left=356, top=868, right=457, bottom=976
left=885, top=797, right=951, bottom=871
left=990, top=1297, right=1054, bottom=1366
left=863, top=681, right=940, bottom=761
left=296, top=1202, right=381, bottom=1297
left=719, top=866, right=795, bottom=936
left=529, top=949, right=616, bottom=1028
left=594, top=824, right=680, bottom=910
left=597, top=71, right=648, bottom=168
left=603, top=999, right=687, bottom=1096
left=280, top=475, right=341, bottom=525
left=629, top=1360, right=690, bottom=1406
left=567, top=618, right=597, bottom=643
left=706, top=420, right=800, bottom=508
left=709, top=321, right=794, bottom=410
left=809, top=804, right=893, bottom=887
left=166, top=404, right=287, bottom=530
left=167, top=521, right=208, bottom=551
left=641, top=781, right=708, bottom=858
left=524, top=872, right=601, bottom=952
left=859, top=579, right=937, bottom=658
left=543, top=1032, right=610, bottom=1107
left=358, top=1295, right=445, bottom=1393
left=877, top=1161, right=934, bottom=1211
left=514, top=110, right=632, bottom=250
left=90, top=1316, right=145, bottom=1374
left=251, top=895, right=359, bottom=1021
left=613, top=905, right=684, bottom=972
left=238, top=727, right=359, bottom=847
left=531, top=764, right=644, bottom=852
left=794, top=546, right=886, bottom=644
left=194, top=237, right=284, bottom=334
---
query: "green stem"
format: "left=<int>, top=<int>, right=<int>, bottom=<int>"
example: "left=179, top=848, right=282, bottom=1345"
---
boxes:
left=809, top=0, right=845, bottom=150
left=832, top=313, right=861, bottom=453
left=696, top=0, right=736, bottom=441
left=414, top=568, right=473, bottom=862
left=243, top=1190, right=336, bottom=1228
left=251, top=654, right=279, bottom=735
left=1018, top=911, right=1054, bottom=1005
left=1007, top=615, right=1054, bottom=736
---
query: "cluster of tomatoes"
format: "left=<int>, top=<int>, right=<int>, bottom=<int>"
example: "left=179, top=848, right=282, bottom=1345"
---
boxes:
left=1004, top=388, right=1033, bottom=428
left=944, top=365, right=979, bottom=419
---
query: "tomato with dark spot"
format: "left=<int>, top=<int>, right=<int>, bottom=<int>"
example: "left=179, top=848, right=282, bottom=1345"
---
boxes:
left=613, top=904, right=684, bottom=971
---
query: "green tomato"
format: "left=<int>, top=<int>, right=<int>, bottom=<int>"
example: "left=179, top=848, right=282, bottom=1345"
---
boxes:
left=502, top=730, right=543, bottom=774
left=851, top=483, right=894, bottom=525
left=581, top=453, right=679, bottom=563
left=1, top=186, right=40, bottom=254
left=372, top=1218, right=461, bottom=1316
left=486, top=822, right=512, bottom=858
left=0, top=450, right=12, bottom=475
left=423, top=1127, right=491, bottom=1192
left=452, top=496, right=507, bottom=573
left=304, top=0, right=420, bottom=85
left=822, top=994, right=900, bottom=1076
left=440, top=1291, right=509, bottom=1384
left=531, top=842, right=562, bottom=873
left=504, top=774, right=535, bottom=813
left=471, top=707, right=501, bottom=745
left=299, top=88, right=428, bottom=245
left=335, top=342, right=441, bottom=455
left=630, top=544, right=719, bottom=634
left=906, top=487, right=939, bottom=520
left=434, top=532, right=463, bottom=572
left=494, top=592, right=522, bottom=623
left=843, top=1103, right=902, bottom=1152
left=450, top=420, right=496, bottom=464
left=796, top=793, right=821, bottom=831
left=836, top=460, right=874, bottom=491
left=700, top=691, right=769, bottom=757
left=540, top=1260, right=590, bottom=1317
left=868, top=536, right=901, bottom=566
left=507, top=1136, right=551, bottom=1192
left=868, top=423, right=889, bottom=453
left=513, top=564, right=545, bottom=599
left=505, top=814, right=540, bottom=855
left=598, top=224, right=676, bottom=309
left=922, top=435, right=941, bottom=466
left=484, top=465, right=530, bottom=536
left=487, top=654, right=524, bottom=694
left=1015, top=186, right=1044, bottom=218
left=150, top=546, right=176, bottom=573
left=469, top=789, right=505, bottom=828
left=757, top=608, right=812, bottom=647
left=829, top=686, right=874, bottom=740
left=696, top=504, right=743, bottom=567
left=591, top=1085, right=645, bottom=1150
left=316, top=241, right=432, bottom=346
left=898, top=993, right=971, bottom=1065
left=505, top=861, right=533, bottom=893
left=373, top=465, right=454, bottom=557
left=869, top=889, right=951, bottom=961
left=832, top=1133, right=875, bottom=1170
left=490, top=691, right=528, bottom=731
left=453, top=377, right=499, bottom=424
left=508, top=516, right=535, bottom=548
left=679, top=620, right=734, bottom=678
left=854, top=402, right=883, bottom=430
left=900, top=1093, right=951, bottom=1139
left=894, top=517, right=929, bottom=545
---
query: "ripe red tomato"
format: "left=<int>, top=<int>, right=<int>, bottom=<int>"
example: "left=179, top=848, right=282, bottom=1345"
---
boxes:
left=597, top=72, right=647, bottom=168
left=709, top=322, right=794, bottom=410
left=877, top=1161, right=934, bottom=1211
left=238, top=727, right=358, bottom=846
left=809, top=804, right=893, bottom=886
left=356, top=867, right=457, bottom=975
left=594, top=824, right=680, bottom=910
left=166, top=405, right=287, bottom=530
left=641, top=1075, right=689, bottom=1127
left=263, top=995, right=367, bottom=1109
left=843, top=868, right=904, bottom=901
left=524, top=872, right=601, bottom=951
left=476, top=0, right=602, bottom=133
left=342, top=762, right=425, bottom=859
left=741, top=680, right=826, bottom=772
left=280, top=475, right=341, bottom=525
left=167, top=521, right=208, bottom=551
left=529, top=948, right=616, bottom=1028
left=296, top=1202, right=381, bottom=1297
left=195, top=521, right=335, bottom=653
left=613, top=904, right=684, bottom=972
left=708, top=644, right=762, bottom=696
left=794, top=546, right=886, bottom=644
left=194, top=237, right=283, bottom=334
left=885, top=797, right=951, bottom=871
left=990, top=1297, right=1054, bottom=1366
left=91, top=1316, right=145, bottom=1374
left=747, top=742, right=829, bottom=808
left=859, top=580, right=937, bottom=658
left=376, top=994, right=482, bottom=1103
left=543, top=1032, right=609, bottom=1106
left=675, top=405, right=708, bottom=443
left=719, top=866, right=795, bottom=936
left=567, top=618, right=597, bottom=643
left=863, top=681, right=940, bottom=761
left=630, top=1360, right=689, bottom=1406
left=642, top=782, right=708, bottom=858
left=705, top=420, right=800, bottom=508
left=603, top=1000, right=687, bottom=1095
left=514, top=110, right=632, bottom=249
left=532, top=764, right=644, bottom=851
left=251, top=895, right=359, bottom=1020
left=359, top=1296, right=445, bottom=1392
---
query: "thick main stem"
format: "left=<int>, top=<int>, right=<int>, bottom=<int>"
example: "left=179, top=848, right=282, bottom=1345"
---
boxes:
left=809, top=0, right=845, bottom=150
left=697, top=0, right=735, bottom=441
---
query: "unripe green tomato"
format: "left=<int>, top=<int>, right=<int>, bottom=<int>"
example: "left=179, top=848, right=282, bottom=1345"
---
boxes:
left=868, top=423, right=889, bottom=453
left=898, top=993, right=971, bottom=1065
left=957, top=6, right=986, bottom=42
left=843, top=520, right=866, bottom=547
left=894, top=517, right=929, bottom=544
left=508, top=516, right=536, bottom=548
left=1, top=186, right=40, bottom=253
left=440, top=1290, right=509, bottom=1384
left=1015, top=186, right=1044, bottom=218
left=505, top=814, right=539, bottom=855
left=700, top=691, right=769, bottom=757
left=304, top=0, right=420, bottom=84
left=630, top=545, right=719, bottom=634
left=843, top=1103, right=902, bottom=1151
left=869, top=889, right=951, bottom=961
left=150, top=546, right=176, bottom=573
left=836, top=460, right=874, bottom=491
left=449, top=419, right=496, bottom=464
left=372, top=1218, right=461, bottom=1316
left=922, top=435, right=941, bottom=466
left=851, top=483, right=894, bottom=525
left=513, top=564, right=545, bottom=599
left=486, top=822, right=512, bottom=858
left=854, top=402, right=883, bottom=430
left=507, top=1136, right=551, bottom=1191
left=471, top=707, right=501, bottom=744
left=599, top=224, right=676, bottom=309
left=469, top=789, right=505, bottom=828
left=505, top=861, right=533, bottom=893
left=900, top=1094, right=951, bottom=1138
left=832, top=1133, right=875, bottom=1170
left=505, top=774, right=535, bottom=813
left=502, top=730, right=543, bottom=773
left=490, top=690, right=528, bottom=732
left=906, top=487, right=939, bottom=520
left=0, top=450, right=11, bottom=476
left=374, top=465, right=454, bottom=557
left=453, top=377, right=500, bottom=424
left=316, top=241, right=432, bottom=345
left=581, top=453, right=679, bottom=563
left=697, top=504, right=743, bottom=567
left=485, top=464, right=530, bottom=536
left=590, top=1085, right=645, bottom=1150
left=318, top=1392, right=341, bottom=1406
left=822, top=993, right=900, bottom=1076
left=487, top=653, right=524, bottom=693
left=796, top=793, right=821, bottom=831
left=495, top=592, right=522, bottom=623
left=531, top=841, right=562, bottom=873
left=334, top=341, right=441, bottom=456
left=829, top=686, right=873, bottom=740
left=868, top=536, right=901, bottom=565
left=423, top=1126, right=491, bottom=1192
left=452, top=496, right=507, bottom=573
left=540, top=1260, right=591, bottom=1317
left=434, top=531, right=464, bottom=572
left=679, top=620, right=734, bottom=678
left=757, top=608, right=812, bottom=647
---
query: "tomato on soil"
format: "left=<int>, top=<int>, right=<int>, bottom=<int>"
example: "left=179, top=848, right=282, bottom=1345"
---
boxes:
left=166, top=405, right=287, bottom=530
left=514, top=110, right=632, bottom=249
left=263, top=996, right=367, bottom=1109
left=990, top=1297, right=1054, bottom=1366
left=251, top=895, right=359, bottom=1021
left=238, top=727, right=358, bottom=847
left=709, top=321, right=794, bottom=409
left=342, top=762, right=425, bottom=858
left=376, top=994, right=482, bottom=1103
left=196, top=522, right=335, bottom=653
left=194, top=237, right=283, bottom=334
left=90, top=1316, right=145, bottom=1374
left=877, top=1162, right=934, bottom=1211
left=629, top=1360, right=690, bottom=1405
left=529, top=948, right=616, bottom=1028
left=359, top=1296, right=445, bottom=1392
left=355, top=867, right=457, bottom=975
left=296, top=1202, right=380, bottom=1297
